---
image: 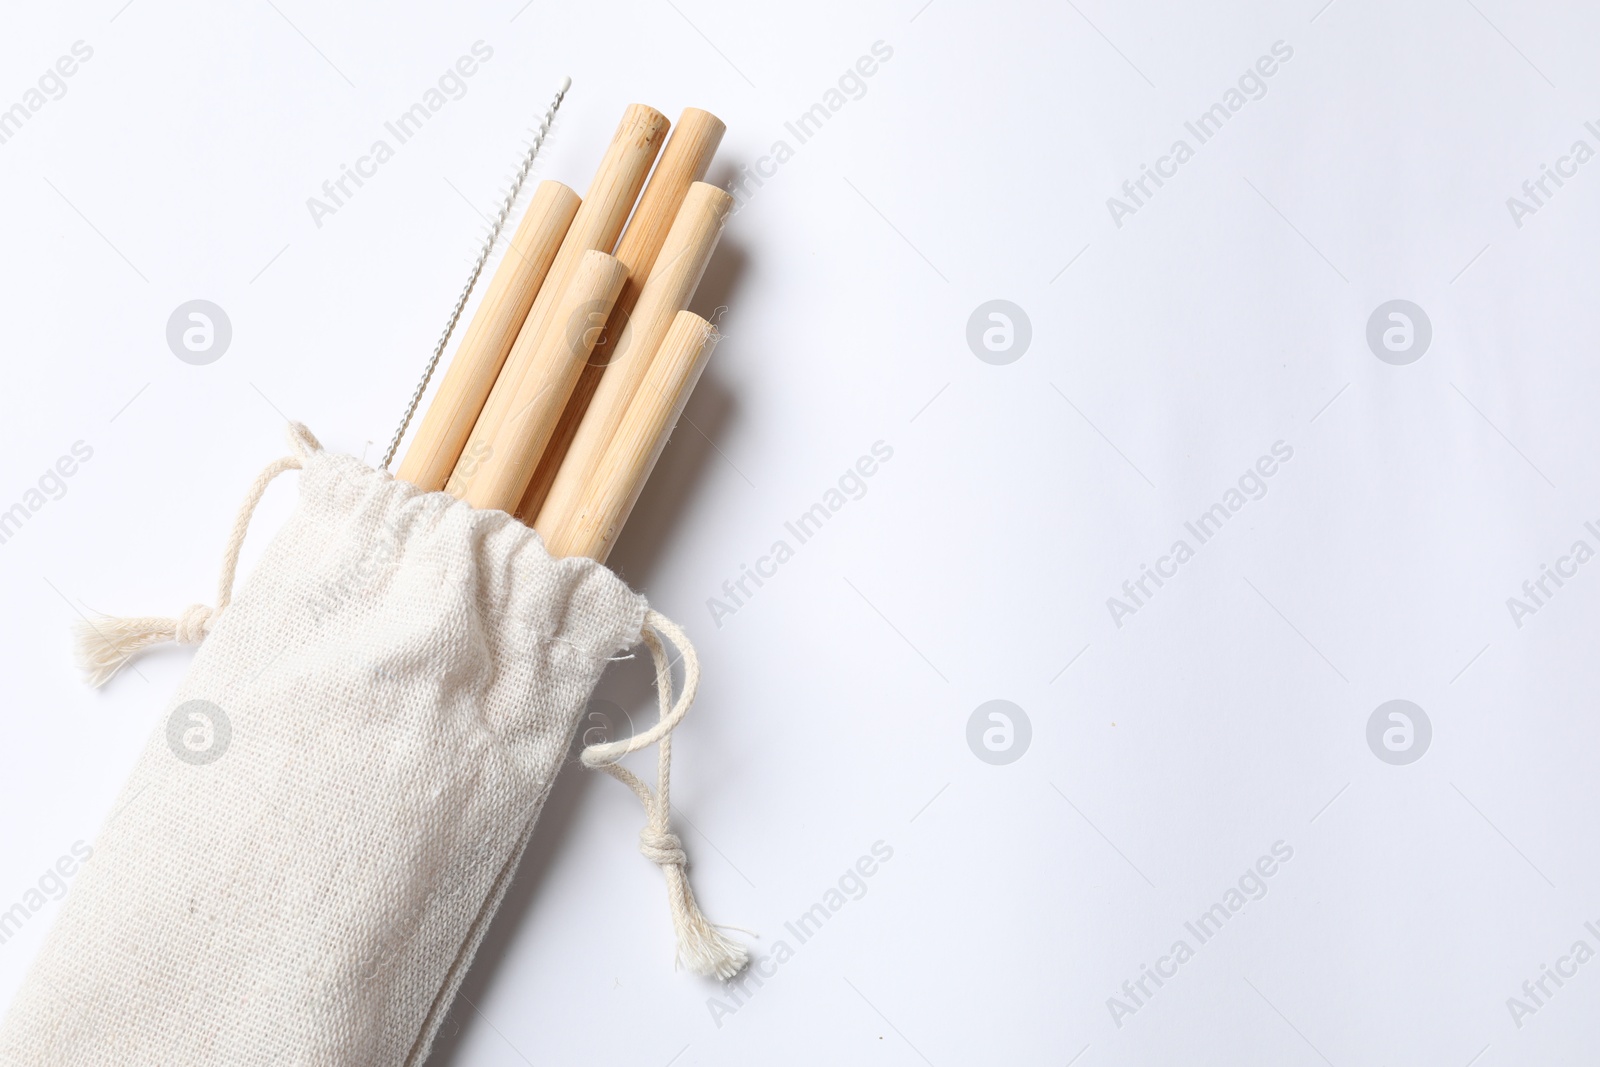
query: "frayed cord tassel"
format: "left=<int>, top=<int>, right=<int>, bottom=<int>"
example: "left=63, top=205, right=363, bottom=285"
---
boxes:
left=71, top=424, right=318, bottom=688
left=74, top=605, right=217, bottom=688
left=582, top=609, right=749, bottom=980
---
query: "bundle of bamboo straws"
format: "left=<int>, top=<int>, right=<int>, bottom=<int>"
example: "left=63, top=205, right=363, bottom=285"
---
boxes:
left=396, top=102, right=729, bottom=561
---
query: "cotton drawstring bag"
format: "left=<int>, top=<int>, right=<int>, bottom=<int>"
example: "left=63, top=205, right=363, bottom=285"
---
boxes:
left=0, top=423, right=744, bottom=1065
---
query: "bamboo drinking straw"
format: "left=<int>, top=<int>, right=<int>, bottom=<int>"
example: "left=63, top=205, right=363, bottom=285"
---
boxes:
left=462, top=250, right=629, bottom=514
left=396, top=181, right=581, bottom=492
left=544, top=311, right=718, bottom=561
left=608, top=108, right=724, bottom=330
left=533, top=181, right=732, bottom=543
left=515, top=108, right=725, bottom=521
left=451, top=104, right=668, bottom=500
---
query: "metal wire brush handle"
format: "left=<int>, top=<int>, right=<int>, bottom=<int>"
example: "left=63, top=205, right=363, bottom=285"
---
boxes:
left=379, top=76, right=572, bottom=471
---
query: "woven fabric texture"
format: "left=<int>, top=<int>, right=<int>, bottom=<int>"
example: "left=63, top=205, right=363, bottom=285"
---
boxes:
left=0, top=442, right=646, bottom=1065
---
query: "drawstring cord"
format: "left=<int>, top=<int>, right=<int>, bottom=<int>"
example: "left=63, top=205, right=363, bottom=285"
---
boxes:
left=581, top=610, right=749, bottom=979
left=71, top=424, right=749, bottom=978
left=73, top=424, right=320, bottom=687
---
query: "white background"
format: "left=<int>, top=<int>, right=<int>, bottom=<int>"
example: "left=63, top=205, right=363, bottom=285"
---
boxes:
left=2, top=0, right=1598, bottom=1063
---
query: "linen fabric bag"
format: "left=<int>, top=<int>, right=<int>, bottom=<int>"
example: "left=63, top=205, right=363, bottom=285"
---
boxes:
left=0, top=424, right=742, bottom=1066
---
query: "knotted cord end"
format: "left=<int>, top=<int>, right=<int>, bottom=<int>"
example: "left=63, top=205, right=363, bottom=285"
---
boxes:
left=73, top=605, right=214, bottom=688
left=642, top=826, right=749, bottom=979
left=71, top=435, right=306, bottom=688
left=583, top=609, right=750, bottom=980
